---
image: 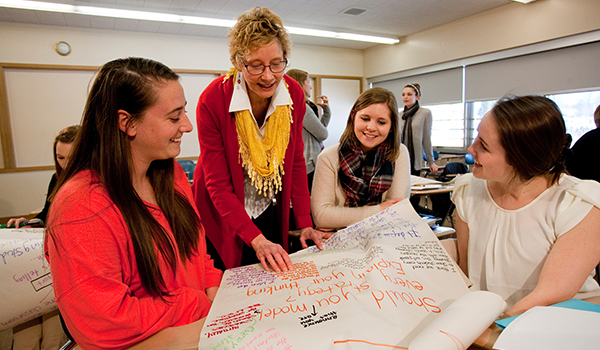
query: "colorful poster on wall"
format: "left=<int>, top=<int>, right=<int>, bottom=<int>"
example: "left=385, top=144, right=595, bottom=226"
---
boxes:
left=198, top=199, right=470, bottom=350
left=0, top=228, right=57, bottom=331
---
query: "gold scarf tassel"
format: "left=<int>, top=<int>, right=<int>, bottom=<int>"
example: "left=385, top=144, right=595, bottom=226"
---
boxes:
left=236, top=105, right=291, bottom=197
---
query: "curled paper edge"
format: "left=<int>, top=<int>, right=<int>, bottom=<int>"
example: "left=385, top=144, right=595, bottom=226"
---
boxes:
left=408, top=290, right=507, bottom=350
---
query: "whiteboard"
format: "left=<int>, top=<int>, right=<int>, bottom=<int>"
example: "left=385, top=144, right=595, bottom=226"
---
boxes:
left=3, top=67, right=218, bottom=168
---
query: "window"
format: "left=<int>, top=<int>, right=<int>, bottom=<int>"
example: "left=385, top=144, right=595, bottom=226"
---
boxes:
left=470, top=100, right=496, bottom=143
left=546, top=90, right=600, bottom=144
left=423, top=103, right=465, bottom=148
left=467, top=91, right=600, bottom=150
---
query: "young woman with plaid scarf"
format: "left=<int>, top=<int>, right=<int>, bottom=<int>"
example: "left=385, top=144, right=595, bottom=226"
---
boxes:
left=307, top=87, right=411, bottom=234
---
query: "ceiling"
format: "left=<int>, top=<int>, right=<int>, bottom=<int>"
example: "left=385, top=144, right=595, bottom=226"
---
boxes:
left=0, top=0, right=516, bottom=49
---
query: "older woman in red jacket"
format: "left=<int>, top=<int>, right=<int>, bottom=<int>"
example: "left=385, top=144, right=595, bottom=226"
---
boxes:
left=192, top=7, right=326, bottom=273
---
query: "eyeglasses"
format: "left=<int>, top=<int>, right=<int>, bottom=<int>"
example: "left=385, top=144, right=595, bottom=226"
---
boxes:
left=242, top=59, right=288, bottom=75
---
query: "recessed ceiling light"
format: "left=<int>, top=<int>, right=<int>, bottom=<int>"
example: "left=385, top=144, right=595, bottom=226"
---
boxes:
left=0, top=0, right=399, bottom=45
left=511, top=0, right=537, bottom=3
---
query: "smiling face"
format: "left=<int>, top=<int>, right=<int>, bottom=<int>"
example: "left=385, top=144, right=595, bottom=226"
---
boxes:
left=353, top=103, right=392, bottom=153
left=468, top=112, right=514, bottom=184
left=127, top=80, right=192, bottom=167
left=239, top=40, right=286, bottom=104
left=55, top=141, right=73, bottom=170
left=401, top=87, right=419, bottom=108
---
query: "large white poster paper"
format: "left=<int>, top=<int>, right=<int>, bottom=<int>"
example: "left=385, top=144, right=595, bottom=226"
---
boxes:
left=0, top=228, right=57, bottom=331
left=199, top=200, right=470, bottom=350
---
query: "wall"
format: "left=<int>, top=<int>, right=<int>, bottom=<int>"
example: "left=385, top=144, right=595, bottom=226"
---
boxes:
left=0, top=22, right=363, bottom=218
left=364, top=0, right=600, bottom=79
left=0, top=22, right=363, bottom=75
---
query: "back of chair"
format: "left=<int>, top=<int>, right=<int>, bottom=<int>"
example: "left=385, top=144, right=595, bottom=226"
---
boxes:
left=422, top=150, right=439, bottom=161
left=437, top=162, right=468, bottom=182
left=177, top=160, right=196, bottom=181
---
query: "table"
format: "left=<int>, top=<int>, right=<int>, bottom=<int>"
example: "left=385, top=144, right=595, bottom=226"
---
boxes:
left=471, top=295, right=600, bottom=349
left=70, top=295, right=592, bottom=350
left=433, top=225, right=456, bottom=239
left=411, top=185, right=454, bottom=196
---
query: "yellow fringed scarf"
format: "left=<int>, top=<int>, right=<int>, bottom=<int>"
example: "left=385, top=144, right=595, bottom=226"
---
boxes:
left=224, top=68, right=293, bottom=197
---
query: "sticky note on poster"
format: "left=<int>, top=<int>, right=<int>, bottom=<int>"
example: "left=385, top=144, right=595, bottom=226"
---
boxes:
left=0, top=228, right=58, bottom=331
left=199, top=199, right=470, bottom=350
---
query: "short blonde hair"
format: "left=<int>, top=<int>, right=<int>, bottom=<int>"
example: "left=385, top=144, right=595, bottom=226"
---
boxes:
left=228, top=7, right=292, bottom=67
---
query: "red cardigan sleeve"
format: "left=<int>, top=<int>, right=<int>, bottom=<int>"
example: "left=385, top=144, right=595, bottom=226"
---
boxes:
left=195, top=78, right=263, bottom=245
left=286, top=78, right=313, bottom=230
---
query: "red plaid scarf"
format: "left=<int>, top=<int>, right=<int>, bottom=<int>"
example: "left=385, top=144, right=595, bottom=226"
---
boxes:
left=338, top=141, right=395, bottom=207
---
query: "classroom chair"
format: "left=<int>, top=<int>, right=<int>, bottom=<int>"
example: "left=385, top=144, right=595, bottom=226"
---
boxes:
left=421, top=150, right=440, bottom=177
left=58, top=313, right=76, bottom=350
left=436, top=162, right=469, bottom=182
left=432, top=162, right=469, bottom=227
left=177, top=160, right=196, bottom=182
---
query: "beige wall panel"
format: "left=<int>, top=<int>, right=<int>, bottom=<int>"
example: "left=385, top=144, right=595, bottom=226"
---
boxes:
left=364, top=0, right=600, bottom=78
left=320, top=78, right=361, bottom=150
left=6, top=68, right=91, bottom=167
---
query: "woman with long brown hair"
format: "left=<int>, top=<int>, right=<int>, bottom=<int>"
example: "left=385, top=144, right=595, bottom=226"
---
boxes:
left=45, top=57, right=222, bottom=350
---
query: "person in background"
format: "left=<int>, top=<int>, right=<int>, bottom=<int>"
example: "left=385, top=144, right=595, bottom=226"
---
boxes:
left=308, top=87, right=411, bottom=238
left=400, top=83, right=438, bottom=176
left=286, top=68, right=331, bottom=192
left=566, top=104, right=600, bottom=183
left=6, top=125, right=79, bottom=229
left=400, top=83, right=440, bottom=216
left=3, top=126, right=78, bottom=350
left=453, top=95, right=600, bottom=317
left=192, top=7, right=325, bottom=273
left=45, top=57, right=222, bottom=350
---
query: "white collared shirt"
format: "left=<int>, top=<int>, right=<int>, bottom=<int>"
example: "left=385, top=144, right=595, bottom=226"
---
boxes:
left=229, top=72, right=292, bottom=218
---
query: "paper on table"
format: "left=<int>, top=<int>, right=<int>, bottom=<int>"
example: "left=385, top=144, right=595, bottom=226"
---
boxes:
left=199, top=199, right=470, bottom=350
left=410, top=175, right=442, bottom=186
left=411, top=184, right=444, bottom=191
left=408, top=291, right=506, bottom=350
left=494, top=306, right=600, bottom=350
left=495, top=298, right=600, bottom=329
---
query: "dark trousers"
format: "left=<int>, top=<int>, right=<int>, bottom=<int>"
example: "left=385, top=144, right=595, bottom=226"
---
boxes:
left=206, top=202, right=281, bottom=271
left=409, top=169, right=435, bottom=216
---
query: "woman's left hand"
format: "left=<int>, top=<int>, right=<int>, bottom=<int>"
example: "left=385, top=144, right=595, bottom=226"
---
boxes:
left=251, top=234, right=293, bottom=273
left=317, top=95, right=329, bottom=107
left=299, top=227, right=334, bottom=250
left=429, top=162, right=439, bottom=174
